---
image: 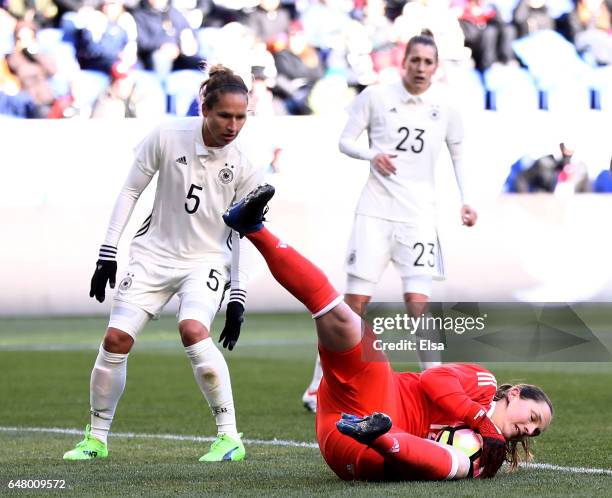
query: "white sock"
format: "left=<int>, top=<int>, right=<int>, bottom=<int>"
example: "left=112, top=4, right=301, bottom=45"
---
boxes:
left=307, top=353, right=323, bottom=392
left=185, top=338, right=239, bottom=439
left=90, top=346, right=129, bottom=445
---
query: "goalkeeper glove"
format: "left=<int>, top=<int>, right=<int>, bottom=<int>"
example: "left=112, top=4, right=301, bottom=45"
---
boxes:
left=219, top=300, right=245, bottom=351
left=465, top=403, right=507, bottom=478
left=89, top=245, right=117, bottom=303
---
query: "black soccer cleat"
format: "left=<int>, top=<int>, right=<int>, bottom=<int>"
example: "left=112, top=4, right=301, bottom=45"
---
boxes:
left=223, top=184, right=275, bottom=236
left=336, top=412, right=392, bottom=445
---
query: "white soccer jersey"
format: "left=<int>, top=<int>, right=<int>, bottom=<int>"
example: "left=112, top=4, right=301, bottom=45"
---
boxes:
left=339, top=80, right=468, bottom=225
left=102, top=117, right=262, bottom=272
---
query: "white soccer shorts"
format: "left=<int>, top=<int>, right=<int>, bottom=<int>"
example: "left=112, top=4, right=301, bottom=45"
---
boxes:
left=108, top=259, right=228, bottom=339
left=344, top=214, right=445, bottom=285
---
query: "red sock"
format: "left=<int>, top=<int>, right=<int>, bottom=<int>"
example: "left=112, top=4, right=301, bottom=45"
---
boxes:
left=371, top=431, right=454, bottom=481
left=246, top=228, right=339, bottom=315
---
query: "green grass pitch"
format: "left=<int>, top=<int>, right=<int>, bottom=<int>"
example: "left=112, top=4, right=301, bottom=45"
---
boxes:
left=1, top=314, right=611, bottom=496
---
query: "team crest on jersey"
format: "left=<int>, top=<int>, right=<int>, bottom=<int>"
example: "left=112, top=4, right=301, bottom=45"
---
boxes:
left=218, top=167, right=234, bottom=184
left=119, top=273, right=134, bottom=291
left=429, top=106, right=441, bottom=120
left=347, top=251, right=356, bottom=266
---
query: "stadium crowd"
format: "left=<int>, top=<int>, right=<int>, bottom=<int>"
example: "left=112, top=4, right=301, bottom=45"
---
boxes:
left=1, top=0, right=611, bottom=119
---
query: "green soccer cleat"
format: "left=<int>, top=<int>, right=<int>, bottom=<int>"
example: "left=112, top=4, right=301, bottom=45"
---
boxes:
left=199, top=433, right=246, bottom=462
left=62, top=425, right=108, bottom=461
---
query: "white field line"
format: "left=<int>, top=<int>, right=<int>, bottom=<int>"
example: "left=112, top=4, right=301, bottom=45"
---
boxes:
left=1, top=427, right=611, bottom=476
left=0, top=338, right=314, bottom=352
left=521, top=462, right=612, bottom=476
left=0, top=426, right=318, bottom=449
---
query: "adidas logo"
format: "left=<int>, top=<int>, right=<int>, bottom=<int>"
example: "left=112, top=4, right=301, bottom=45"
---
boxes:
left=388, top=437, right=400, bottom=454
left=176, top=156, right=187, bottom=165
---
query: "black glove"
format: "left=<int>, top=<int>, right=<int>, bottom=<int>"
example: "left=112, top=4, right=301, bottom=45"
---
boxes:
left=479, top=433, right=508, bottom=478
left=219, top=301, right=245, bottom=351
left=89, top=245, right=118, bottom=303
left=468, top=405, right=507, bottom=478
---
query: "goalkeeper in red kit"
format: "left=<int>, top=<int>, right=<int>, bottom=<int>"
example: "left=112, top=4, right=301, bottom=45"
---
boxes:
left=223, top=185, right=553, bottom=480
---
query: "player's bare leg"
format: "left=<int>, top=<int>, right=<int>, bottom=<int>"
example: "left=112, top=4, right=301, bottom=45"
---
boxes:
left=303, top=293, right=367, bottom=411
left=404, top=290, right=441, bottom=370
left=344, top=294, right=371, bottom=317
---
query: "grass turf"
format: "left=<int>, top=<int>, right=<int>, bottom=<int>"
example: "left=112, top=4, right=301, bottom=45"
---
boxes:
left=0, top=315, right=611, bottom=496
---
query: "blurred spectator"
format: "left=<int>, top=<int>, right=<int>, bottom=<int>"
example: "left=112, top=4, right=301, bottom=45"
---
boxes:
left=307, top=68, right=356, bottom=113
left=54, top=0, right=97, bottom=27
left=5, top=0, right=58, bottom=27
left=513, top=0, right=555, bottom=38
left=1, top=30, right=39, bottom=118
left=568, top=0, right=612, bottom=65
left=90, top=61, right=166, bottom=116
left=201, top=0, right=255, bottom=27
left=246, top=0, right=292, bottom=44
left=392, top=0, right=471, bottom=68
left=559, top=0, right=611, bottom=41
left=385, top=0, right=409, bottom=19
left=513, top=142, right=591, bottom=193
left=171, top=0, right=213, bottom=29
left=342, top=0, right=392, bottom=85
left=208, top=21, right=277, bottom=85
left=248, top=64, right=287, bottom=115
left=456, top=0, right=516, bottom=70
left=131, top=0, right=200, bottom=76
left=74, top=0, right=137, bottom=74
left=300, top=0, right=352, bottom=61
left=269, top=21, right=324, bottom=114
left=5, top=19, right=58, bottom=117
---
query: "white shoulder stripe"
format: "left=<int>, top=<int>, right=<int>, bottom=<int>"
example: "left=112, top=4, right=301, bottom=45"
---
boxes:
left=478, top=381, right=498, bottom=387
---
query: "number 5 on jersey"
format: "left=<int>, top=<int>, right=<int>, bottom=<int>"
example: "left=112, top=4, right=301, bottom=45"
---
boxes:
left=185, top=184, right=203, bottom=214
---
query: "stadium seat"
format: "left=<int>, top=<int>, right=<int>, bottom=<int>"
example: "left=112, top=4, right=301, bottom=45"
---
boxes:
left=0, top=26, right=13, bottom=56
left=591, top=66, right=612, bottom=111
left=542, top=80, right=592, bottom=112
left=132, top=70, right=167, bottom=116
left=36, top=28, right=64, bottom=50
left=512, top=30, right=594, bottom=111
left=165, top=69, right=205, bottom=116
left=72, top=70, right=110, bottom=108
left=196, top=27, right=221, bottom=60
left=484, top=64, right=539, bottom=112
left=37, top=39, right=80, bottom=98
left=442, top=66, right=486, bottom=111
left=594, top=170, right=612, bottom=193
left=59, top=12, right=79, bottom=44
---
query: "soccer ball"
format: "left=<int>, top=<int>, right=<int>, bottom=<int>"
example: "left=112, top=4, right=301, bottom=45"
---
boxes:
left=436, top=424, right=483, bottom=478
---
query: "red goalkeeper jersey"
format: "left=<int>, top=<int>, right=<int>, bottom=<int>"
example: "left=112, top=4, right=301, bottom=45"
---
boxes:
left=395, top=363, right=498, bottom=440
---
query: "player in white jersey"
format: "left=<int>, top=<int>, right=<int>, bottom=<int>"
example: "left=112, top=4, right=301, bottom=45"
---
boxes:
left=63, top=65, right=261, bottom=462
left=302, top=31, right=478, bottom=412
